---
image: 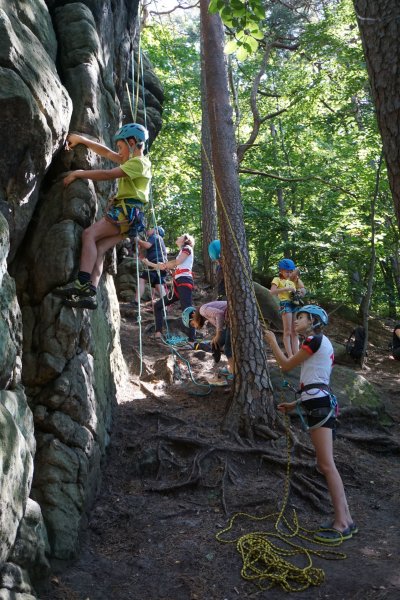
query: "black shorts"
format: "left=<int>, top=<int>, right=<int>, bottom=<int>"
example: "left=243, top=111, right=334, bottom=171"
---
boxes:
left=302, top=396, right=336, bottom=431
left=139, top=270, right=167, bottom=287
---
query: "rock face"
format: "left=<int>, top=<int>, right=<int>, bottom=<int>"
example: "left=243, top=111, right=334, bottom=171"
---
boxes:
left=0, top=0, right=163, bottom=595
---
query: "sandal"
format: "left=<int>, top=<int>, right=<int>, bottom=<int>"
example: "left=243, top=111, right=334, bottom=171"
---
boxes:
left=319, top=521, right=358, bottom=535
left=314, top=526, right=353, bottom=543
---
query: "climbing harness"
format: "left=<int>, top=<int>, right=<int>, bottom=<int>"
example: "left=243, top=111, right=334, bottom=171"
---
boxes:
left=282, top=380, right=339, bottom=432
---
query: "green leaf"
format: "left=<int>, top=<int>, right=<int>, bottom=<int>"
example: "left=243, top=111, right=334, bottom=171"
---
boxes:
left=246, top=36, right=259, bottom=53
left=253, top=6, right=266, bottom=20
left=221, top=6, right=234, bottom=24
left=232, top=7, right=246, bottom=17
left=208, top=0, right=224, bottom=14
left=236, top=44, right=249, bottom=61
left=251, top=28, right=264, bottom=41
left=224, top=39, right=238, bottom=54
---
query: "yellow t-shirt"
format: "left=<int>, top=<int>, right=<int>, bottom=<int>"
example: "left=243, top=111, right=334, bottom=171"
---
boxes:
left=271, top=276, right=296, bottom=301
left=117, top=155, right=152, bottom=203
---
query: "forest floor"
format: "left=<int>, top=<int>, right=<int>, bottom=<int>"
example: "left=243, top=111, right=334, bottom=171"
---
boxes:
left=39, top=276, right=400, bottom=600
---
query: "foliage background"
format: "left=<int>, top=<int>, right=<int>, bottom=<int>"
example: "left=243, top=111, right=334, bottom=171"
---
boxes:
left=143, top=0, right=399, bottom=317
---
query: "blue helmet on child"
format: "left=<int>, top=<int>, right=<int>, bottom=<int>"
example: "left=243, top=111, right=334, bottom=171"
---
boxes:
left=155, top=226, right=165, bottom=237
left=278, top=258, right=296, bottom=271
left=208, top=239, right=221, bottom=261
left=114, top=123, right=149, bottom=142
left=296, top=304, right=328, bottom=328
left=182, top=306, right=196, bottom=328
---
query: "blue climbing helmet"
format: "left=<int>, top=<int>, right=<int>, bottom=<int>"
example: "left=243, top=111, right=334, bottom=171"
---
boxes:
left=278, top=258, right=296, bottom=271
left=155, top=226, right=165, bottom=237
left=113, top=123, right=149, bottom=143
left=296, top=304, right=328, bottom=328
left=208, top=239, right=221, bottom=261
left=182, top=306, right=196, bottom=328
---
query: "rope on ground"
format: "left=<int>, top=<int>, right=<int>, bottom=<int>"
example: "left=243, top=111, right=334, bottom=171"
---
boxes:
left=216, top=415, right=347, bottom=592
left=158, top=334, right=212, bottom=396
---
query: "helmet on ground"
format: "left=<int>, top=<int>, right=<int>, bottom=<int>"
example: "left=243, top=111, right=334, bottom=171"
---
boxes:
left=155, top=226, right=165, bottom=237
left=278, top=258, right=296, bottom=271
left=113, top=123, right=149, bottom=143
left=296, top=304, right=328, bottom=328
left=182, top=306, right=196, bottom=328
left=208, top=239, right=221, bottom=261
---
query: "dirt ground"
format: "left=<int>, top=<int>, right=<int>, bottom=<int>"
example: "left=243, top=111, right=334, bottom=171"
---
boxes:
left=38, top=283, right=400, bottom=600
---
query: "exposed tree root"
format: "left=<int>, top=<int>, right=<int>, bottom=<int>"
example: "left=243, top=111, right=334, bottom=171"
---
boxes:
left=337, top=432, right=400, bottom=453
left=289, top=473, right=330, bottom=512
left=147, top=447, right=216, bottom=492
left=143, top=431, right=332, bottom=508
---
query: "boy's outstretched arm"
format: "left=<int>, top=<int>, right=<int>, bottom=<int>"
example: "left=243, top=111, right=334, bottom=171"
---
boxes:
left=66, top=133, right=121, bottom=163
left=63, top=167, right=125, bottom=186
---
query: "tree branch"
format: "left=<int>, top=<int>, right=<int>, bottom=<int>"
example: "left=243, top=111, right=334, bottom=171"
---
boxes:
left=237, top=45, right=272, bottom=164
left=238, top=167, right=358, bottom=198
left=148, top=1, right=199, bottom=16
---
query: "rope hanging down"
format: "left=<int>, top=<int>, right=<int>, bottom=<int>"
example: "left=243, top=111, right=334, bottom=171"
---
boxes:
left=126, top=7, right=208, bottom=390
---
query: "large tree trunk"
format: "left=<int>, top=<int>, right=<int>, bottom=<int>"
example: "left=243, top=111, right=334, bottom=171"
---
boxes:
left=200, top=31, right=218, bottom=285
left=353, top=1, right=400, bottom=228
left=200, top=0, right=276, bottom=438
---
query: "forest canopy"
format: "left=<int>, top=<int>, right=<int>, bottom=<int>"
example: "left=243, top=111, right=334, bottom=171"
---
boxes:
left=143, top=0, right=400, bottom=318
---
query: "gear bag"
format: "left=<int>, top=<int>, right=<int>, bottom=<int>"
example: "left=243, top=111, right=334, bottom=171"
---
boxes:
left=346, top=326, right=366, bottom=360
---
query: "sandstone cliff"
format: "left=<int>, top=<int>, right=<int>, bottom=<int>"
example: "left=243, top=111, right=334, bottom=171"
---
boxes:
left=0, top=1, right=163, bottom=596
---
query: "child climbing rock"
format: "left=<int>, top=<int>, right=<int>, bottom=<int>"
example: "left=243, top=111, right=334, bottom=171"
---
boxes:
left=54, top=123, right=151, bottom=309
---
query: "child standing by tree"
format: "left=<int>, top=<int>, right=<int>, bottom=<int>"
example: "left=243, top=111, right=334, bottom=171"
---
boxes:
left=270, top=259, right=306, bottom=357
left=143, top=233, right=196, bottom=341
left=54, top=123, right=151, bottom=309
left=264, top=305, right=357, bottom=543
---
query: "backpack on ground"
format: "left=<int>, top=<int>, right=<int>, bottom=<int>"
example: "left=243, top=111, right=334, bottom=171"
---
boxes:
left=346, top=326, right=366, bottom=360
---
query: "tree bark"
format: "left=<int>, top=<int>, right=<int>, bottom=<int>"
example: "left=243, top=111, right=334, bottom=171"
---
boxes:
left=200, top=31, right=218, bottom=285
left=200, top=0, right=276, bottom=437
left=353, top=0, right=400, bottom=228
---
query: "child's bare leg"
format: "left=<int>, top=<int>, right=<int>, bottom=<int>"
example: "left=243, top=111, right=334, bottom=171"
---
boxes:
left=91, top=232, right=124, bottom=287
left=310, top=427, right=353, bottom=530
left=282, top=312, right=293, bottom=357
left=80, top=219, right=120, bottom=276
left=154, top=283, right=166, bottom=299
left=135, top=278, right=146, bottom=303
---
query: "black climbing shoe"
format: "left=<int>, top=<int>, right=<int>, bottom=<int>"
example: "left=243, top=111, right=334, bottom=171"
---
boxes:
left=63, top=294, right=98, bottom=310
left=54, top=279, right=95, bottom=299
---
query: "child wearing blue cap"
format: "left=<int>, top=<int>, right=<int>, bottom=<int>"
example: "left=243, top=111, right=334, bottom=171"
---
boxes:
left=54, top=123, right=151, bottom=309
left=270, top=259, right=306, bottom=357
